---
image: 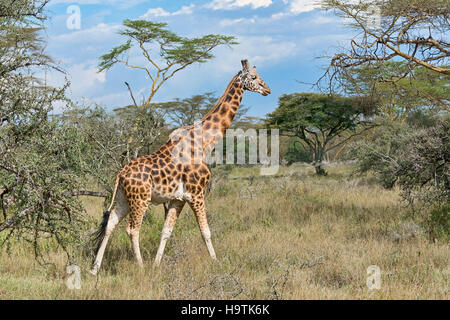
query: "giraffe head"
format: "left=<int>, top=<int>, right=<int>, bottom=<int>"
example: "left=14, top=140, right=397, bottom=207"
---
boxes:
left=240, top=59, right=271, bottom=96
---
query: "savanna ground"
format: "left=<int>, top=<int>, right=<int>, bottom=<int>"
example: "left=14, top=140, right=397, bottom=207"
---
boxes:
left=0, top=163, right=448, bottom=299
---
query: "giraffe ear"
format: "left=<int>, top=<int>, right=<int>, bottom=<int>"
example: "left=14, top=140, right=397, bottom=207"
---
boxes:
left=241, top=59, right=250, bottom=72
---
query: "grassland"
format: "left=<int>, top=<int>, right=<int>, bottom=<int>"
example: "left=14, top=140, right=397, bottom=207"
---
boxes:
left=0, top=163, right=448, bottom=299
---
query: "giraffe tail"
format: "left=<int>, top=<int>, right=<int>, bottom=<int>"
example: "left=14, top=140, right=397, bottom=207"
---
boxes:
left=90, top=174, right=121, bottom=256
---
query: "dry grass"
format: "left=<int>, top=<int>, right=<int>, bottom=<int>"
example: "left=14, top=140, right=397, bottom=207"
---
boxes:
left=0, top=164, right=448, bottom=299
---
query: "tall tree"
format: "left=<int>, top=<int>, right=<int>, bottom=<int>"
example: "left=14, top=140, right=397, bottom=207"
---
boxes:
left=0, top=0, right=90, bottom=263
left=343, top=62, right=450, bottom=120
left=319, top=0, right=449, bottom=91
left=266, top=93, right=376, bottom=175
left=154, top=92, right=250, bottom=128
left=154, top=92, right=217, bottom=127
left=98, top=19, right=237, bottom=105
left=113, top=102, right=169, bottom=160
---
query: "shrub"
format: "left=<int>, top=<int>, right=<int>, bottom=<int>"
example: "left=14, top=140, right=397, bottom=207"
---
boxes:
left=352, top=117, right=449, bottom=239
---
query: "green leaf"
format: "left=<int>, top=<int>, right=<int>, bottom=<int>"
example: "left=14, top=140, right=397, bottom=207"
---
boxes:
left=98, top=40, right=132, bottom=72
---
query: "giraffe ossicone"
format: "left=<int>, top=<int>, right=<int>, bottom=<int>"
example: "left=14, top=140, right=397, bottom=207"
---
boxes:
left=90, top=59, right=271, bottom=275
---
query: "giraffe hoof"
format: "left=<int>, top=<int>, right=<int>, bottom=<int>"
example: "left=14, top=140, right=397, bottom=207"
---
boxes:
left=90, top=263, right=99, bottom=275
left=153, top=259, right=161, bottom=268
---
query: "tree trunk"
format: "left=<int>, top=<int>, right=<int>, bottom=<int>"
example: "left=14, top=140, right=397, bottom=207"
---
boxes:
left=314, top=161, right=327, bottom=175
left=313, top=147, right=327, bottom=176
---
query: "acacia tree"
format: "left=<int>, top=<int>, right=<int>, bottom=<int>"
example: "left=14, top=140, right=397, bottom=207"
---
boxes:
left=352, top=117, right=449, bottom=238
left=266, top=93, right=376, bottom=175
left=99, top=19, right=237, bottom=105
left=0, top=0, right=92, bottom=263
left=319, top=0, right=449, bottom=91
left=112, top=102, right=169, bottom=159
left=154, top=92, right=217, bottom=127
left=153, top=92, right=250, bottom=128
left=57, top=103, right=139, bottom=191
left=343, top=62, right=450, bottom=120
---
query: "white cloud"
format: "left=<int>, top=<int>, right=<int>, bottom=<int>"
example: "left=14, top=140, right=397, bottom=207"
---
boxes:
left=67, top=62, right=107, bottom=96
left=51, top=23, right=121, bottom=45
left=206, top=0, right=273, bottom=10
left=270, top=12, right=287, bottom=20
left=268, top=0, right=320, bottom=20
left=140, top=4, right=195, bottom=19
left=210, top=35, right=298, bottom=73
left=219, top=18, right=256, bottom=27
left=48, top=0, right=150, bottom=9
left=173, top=4, right=195, bottom=15
left=312, top=15, right=337, bottom=24
left=38, top=61, right=107, bottom=108
left=94, top=91, right=131, bottom=108
left=141, top=7, right=171, bottom=17
left=288, top=0, right=320, bottom=14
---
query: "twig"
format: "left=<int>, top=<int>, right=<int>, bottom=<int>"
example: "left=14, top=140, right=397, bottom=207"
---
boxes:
left=63, top=190, right=109, bottom=198
left=124, top=82, right=138, bottom=107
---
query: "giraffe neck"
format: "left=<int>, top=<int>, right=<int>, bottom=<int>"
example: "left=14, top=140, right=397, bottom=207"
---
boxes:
left=200, top=72, right=244, bottom=153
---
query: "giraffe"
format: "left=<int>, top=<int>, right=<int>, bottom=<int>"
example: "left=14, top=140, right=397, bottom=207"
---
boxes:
left=90, top=59, right=270, bottom=275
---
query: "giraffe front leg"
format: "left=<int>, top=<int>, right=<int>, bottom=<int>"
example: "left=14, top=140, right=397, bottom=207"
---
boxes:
left=189, top=198, right=216, bottom=260
left=123, top=180, right=152, bottom=268
left=126, top=215, right=144, bottom=267
left=126, top=202, right=149, bottom=267
left=154, top=200, right=184, bottom=267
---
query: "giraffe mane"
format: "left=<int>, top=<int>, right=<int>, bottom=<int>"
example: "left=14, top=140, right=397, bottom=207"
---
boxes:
left=166, top=71, right=242, bottom=144
left=200, top=71, right=242, bottom=121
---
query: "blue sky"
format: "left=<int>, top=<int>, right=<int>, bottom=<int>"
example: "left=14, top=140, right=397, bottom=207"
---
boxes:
left=43, top=0, right=355, bottom=118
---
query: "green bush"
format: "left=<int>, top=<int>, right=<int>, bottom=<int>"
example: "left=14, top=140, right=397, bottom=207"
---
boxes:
left=352, top=117, right=449, bottom=239
left=351, top=120, right=413, bottom=188
left=427, top=204, right=450, bottom=240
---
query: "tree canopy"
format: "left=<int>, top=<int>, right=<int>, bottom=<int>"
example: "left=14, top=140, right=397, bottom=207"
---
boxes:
left=153, top=92, right=250, bottom=128
left=98, top=19, right=238, bottom=105
left=266, top=93, right=376, bottom=174
left=343, top=62, right=450, bottom=120
left=319, top=0, right=450, bottom=91
left=0, top=0, right=88, bottom=263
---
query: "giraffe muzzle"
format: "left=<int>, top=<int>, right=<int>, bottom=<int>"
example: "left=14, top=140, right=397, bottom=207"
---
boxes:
left=262, top=87, right=271, bottom=96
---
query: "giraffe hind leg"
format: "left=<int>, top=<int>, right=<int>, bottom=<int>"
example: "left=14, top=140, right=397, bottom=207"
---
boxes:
left=90, top=187, right=129, bottom=275
left=126, top=207, right=146, bottom=267
left=125, top=188, right=152, bottom=267
left=154, top=200, right=185, bottom=267
left=119, top=175, right=152, bottom=267
left=189, top=197, right=216, bottom=260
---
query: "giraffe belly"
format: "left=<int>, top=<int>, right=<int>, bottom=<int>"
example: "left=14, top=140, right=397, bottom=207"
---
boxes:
left=150, top=192, right=171, bottom=205
left=150, top=182, right=190, bottom=205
